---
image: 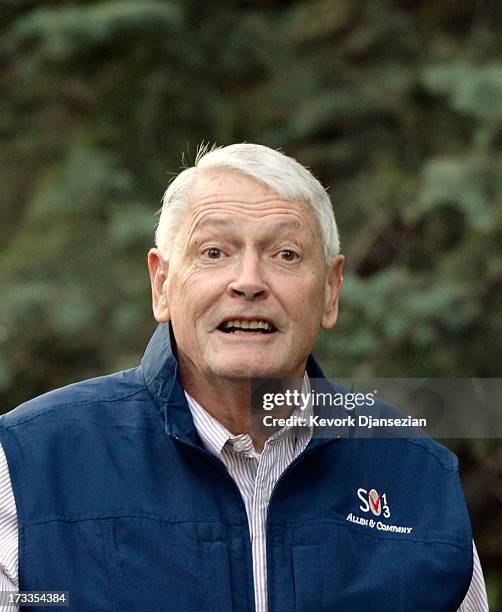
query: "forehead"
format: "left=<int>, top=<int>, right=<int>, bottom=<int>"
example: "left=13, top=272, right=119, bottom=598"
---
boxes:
left=186, top=169, right=318, bottom=231
left=191, top=169, right=273, bottom=202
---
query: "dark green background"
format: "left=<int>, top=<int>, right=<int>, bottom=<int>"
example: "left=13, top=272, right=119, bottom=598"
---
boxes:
left=1, top=0, right=501, bottom=606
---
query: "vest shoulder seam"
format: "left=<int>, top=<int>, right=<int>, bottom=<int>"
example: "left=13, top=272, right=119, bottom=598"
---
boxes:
left=0, top=387, right=147, bottom=431
left=401, top=437, right=458, bottom=472
left=345, top=433, right=458, bottom=472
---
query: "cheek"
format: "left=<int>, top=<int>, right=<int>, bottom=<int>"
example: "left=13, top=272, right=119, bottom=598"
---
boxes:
left=174, top=260, right=198, bottom=292
left=168, top=266, right=228, bottom=322
left=165, top=270, right=194, bottom=325
left=286, top=276, right=325, bottom=318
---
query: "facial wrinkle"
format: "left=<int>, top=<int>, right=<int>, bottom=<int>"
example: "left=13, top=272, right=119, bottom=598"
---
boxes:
left=185, top=204, right=312, bottom=247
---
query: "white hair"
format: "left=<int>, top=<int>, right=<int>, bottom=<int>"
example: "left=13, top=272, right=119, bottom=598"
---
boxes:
left=155, top=143, right=340, bottom=264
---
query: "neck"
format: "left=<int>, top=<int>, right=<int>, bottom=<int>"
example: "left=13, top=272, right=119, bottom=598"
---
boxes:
left=178, top=356, right=306, bottom=452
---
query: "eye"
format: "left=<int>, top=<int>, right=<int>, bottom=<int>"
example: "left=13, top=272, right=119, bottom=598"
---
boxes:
left=202, top=247, right=223, bottom=259
left=279, top=249, right=299, bottom=262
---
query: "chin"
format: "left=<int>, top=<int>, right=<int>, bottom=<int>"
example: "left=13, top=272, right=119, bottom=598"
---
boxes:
left=211, top=359, right=285, bottom=380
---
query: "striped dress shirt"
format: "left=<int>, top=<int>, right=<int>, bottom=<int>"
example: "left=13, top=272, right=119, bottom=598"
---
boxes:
left=0, top=374, right=489, bottom=610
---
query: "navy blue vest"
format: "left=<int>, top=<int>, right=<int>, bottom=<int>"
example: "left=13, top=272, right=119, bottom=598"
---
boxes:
left=0, top=324, right=473, bottom=611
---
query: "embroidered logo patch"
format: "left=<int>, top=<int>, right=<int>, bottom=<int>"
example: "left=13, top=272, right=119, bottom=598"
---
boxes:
left=346, top=488, right=412, bottom=534
left=357, top=487, right=391, bottom=518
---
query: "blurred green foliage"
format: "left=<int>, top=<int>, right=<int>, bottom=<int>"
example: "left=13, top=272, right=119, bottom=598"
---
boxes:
left=0, top=0, right=501, bottom=606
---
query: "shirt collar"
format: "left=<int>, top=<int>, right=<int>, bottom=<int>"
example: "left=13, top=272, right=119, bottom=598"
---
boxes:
left=185, top=373, right=313, bottom=457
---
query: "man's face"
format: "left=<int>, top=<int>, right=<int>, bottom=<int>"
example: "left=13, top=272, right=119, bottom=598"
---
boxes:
left=148, top=170, right=344, bottom=382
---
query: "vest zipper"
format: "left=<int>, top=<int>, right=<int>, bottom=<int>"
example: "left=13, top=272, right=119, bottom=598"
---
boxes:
left=170, top=433, right=256, bottom=609
left=265, top=435, right=341, bottom=612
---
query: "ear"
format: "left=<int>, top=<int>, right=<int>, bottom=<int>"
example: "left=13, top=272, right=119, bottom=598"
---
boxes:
left=321, top=255, right=345, bottom=330
left=147, top=249, right=170, bottom=322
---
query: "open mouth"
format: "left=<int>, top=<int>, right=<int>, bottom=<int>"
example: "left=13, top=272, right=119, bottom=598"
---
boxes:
left=217, top=319, right=276, bottom=334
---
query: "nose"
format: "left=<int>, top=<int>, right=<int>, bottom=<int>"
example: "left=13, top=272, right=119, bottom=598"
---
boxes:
left=227, top=251, right=268, bottom=301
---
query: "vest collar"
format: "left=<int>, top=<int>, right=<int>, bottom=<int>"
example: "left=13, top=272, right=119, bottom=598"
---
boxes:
left=141, top=323, right=344, bottom=448
left=141, top=323, right=199, bottom=443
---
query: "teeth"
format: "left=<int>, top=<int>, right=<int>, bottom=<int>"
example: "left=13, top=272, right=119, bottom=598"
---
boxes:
left=222, top=319, right=272, bottom=331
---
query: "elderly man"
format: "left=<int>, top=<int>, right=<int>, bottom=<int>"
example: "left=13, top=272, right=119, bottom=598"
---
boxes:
left=0, top=144, right=487, bottom=610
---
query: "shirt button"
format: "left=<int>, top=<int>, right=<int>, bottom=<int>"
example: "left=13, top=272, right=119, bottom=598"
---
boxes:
left=233, top=440, right=246, bottom=452
left=261, top=488, right=269, bottom=503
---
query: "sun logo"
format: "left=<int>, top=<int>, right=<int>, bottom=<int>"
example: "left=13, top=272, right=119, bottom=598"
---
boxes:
left=368, top=489, right=382, bottom=516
